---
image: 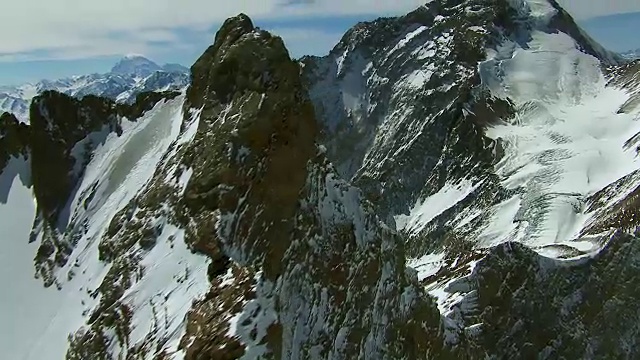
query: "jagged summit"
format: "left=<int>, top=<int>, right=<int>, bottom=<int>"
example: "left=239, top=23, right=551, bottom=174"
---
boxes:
left=0, top=56, right=189, bottom=123
left=3, top=4, right=640, bottom=360
left=0, top=112, right=29, bottom=171
left=327, top=0, right=619, bottom=66
left=110, top=54, right=163, bottom=77
left=187, top=13, right=293, bottom=108
left=215, top=13, right=255, bottom=41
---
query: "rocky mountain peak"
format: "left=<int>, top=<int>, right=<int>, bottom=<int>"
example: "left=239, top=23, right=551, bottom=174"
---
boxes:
left=0, top=112, right=24, bottom=137
left=110, top=54, right=163, bottom=78
left=187, top=13, right=292, bottom=109
left=182, top=12, right=316, bottom=272
left=0, top=112, right=30, bottom=170
left=4, top=2, right=640, bottom=359
left=214, top=13, right=255, bottom=44
left=172, top=13, right=448, bottom=358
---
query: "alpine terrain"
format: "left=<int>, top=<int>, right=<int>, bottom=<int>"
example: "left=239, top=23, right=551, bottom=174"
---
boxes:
left=0, top=55, right=190, bottom=123
left=1, top=0, right=640, bottom=359
left=622, top=48, right=640, bottom=60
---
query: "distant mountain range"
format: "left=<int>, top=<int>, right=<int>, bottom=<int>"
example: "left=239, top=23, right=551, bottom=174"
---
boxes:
left=0, top=55, right=190, bottom=122
left=621, top=48, right=640, bottom=60
left=4, top=1, right=640, bottom=359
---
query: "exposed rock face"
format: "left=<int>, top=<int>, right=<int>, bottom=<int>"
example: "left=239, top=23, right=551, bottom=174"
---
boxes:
left=176, top=14, right=449, bottom=359
left=0, top=56, right=189, bottom=123
left=30, top=92, right=123, bottom=224
left=22, top=90, right=180, bottom=287
left=5, top=1, right=640, bottom=359
left=301, top=0, right=515, bottom=227
left=411, top=235, right=640, bottom=359
left=0, top=112, right=30, bottom=170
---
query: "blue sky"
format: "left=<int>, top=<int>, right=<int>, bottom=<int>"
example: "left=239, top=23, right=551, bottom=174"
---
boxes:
left=0, top=0, right=638, bottom=86
left=580, top=12, right=640, bottom=52
left=0, top=15, right=375, bottom=85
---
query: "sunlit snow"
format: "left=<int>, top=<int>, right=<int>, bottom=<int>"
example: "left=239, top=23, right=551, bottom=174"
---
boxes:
left=399, top=4, right=639, bottom=260
left=395, top=180, right=480, bottom=236
left=478, top=29, right=640, bottom=253
left=0, top=95, right=210, bottom=359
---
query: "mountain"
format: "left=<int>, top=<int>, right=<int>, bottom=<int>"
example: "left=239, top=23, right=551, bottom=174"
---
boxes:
left=2, top=0, right=640, bottom=359
left=110, top=54, right=164, bottom=78
left=622, top=48, right=640, bottom=60
left=163, top=63, right=191, bottom=73
left=0, top=56, right=190, bottom=123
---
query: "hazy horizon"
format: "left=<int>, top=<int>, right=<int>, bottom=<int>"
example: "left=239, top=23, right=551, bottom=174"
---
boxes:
left=0, top=4, right=639, bottom=86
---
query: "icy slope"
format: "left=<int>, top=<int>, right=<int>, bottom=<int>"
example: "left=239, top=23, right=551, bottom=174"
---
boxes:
left=397, top=1, right=640, bottom=256
left=482, top=57, right=640, bottom=251
left=301, top=1, right=640, bottom=356
left=0, top=157, right=43, bottom=360
left=0, top=96, right=210, bottom=360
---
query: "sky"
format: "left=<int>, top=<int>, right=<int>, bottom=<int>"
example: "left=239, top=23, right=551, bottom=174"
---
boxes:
left=0, top=0, right=639, bottom=85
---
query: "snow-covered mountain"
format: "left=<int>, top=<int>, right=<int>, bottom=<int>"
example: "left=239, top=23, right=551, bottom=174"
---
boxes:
left=0, top=55, right=190, bottom=123
left=621, top=48, right=640, bottom=60
left=110, top=54, right=164, bottom=78
left=2, top=0, right=640, bottom=359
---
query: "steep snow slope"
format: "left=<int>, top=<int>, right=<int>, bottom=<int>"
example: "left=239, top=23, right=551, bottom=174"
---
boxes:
left=0, top=96, right=210, bottom=359
left=0, top=157, right=43, bottom=360
left=396, top=0, right=640, bottom=256
left=481, top=46, right=640, bottom=251
left=3, top=1, right=640, bottom=358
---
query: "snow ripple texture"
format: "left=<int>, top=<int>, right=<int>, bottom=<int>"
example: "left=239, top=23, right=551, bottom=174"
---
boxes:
left=400, top=1, right=640, bottom=259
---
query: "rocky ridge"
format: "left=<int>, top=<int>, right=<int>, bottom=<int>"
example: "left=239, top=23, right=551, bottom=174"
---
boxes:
left=621, top=48, right=640, bottom=60
left=301, top=0, right=640, bottom=357
left=178, top=14, right=448, bottom=358
left=63, top=14, right=452, bottom=359
left=0, top=89, right=180, bottom=288
left=2, top=0, right=640, bottom=359
left=0, top=56, right=189, bottom=123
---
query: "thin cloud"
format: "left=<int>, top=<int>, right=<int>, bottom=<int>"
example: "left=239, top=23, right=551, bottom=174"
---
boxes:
left=0, top=0, right=638, bottom=61
left=0, top=0, right=423, bottom=58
